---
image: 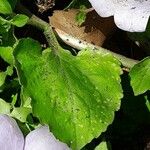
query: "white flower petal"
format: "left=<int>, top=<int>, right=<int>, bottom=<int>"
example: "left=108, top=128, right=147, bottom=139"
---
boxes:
left=0, top=114, right=24, bottom=150
left=114, top=7, right=149, bottom=32
left=24, top=126, right=70, bottom=150
left=88, top=0, right=115, bottom=17
left=88, top=0, right=150, bottom=32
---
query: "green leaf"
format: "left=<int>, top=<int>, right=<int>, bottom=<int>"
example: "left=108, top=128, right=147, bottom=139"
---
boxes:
left=130, top=57, right=150, bottom=95
left=95, top=142, right=108, bottom=150
left=10, top=107, right=31, bottom=122
left=145, top=95, right=150, bottom=112
left=14, top=38, right=123, bottom=149
left=0, top=46, right=13, bottom=64
left=5, top=65, right=13, bottom=76
left=0, top=71, right=6, bottom=87
left=0, top=66, right=13, bottom=87
left=0, top=0, right=12, bottom=14
left=11, top=14, right=29, bottom=27
left=75, top=6, right=87, bottom=26
left=1, top=27, right=17, bottom=46
left=65, top=0, right=91, bottom=9
left=0, top=16, right=11, bottom=33
left=11, top=94, right=18, bottom=107
left=0, top=98, right=11, bottom=114
left=8, top=0, right=17, bottom=10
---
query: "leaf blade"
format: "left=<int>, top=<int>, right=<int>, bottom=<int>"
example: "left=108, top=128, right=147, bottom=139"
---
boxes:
left=130, top=57, right=150, bottom=95
left=11, top=14, right=29, bottom=27
left=14, top=38, right=123, bottom=149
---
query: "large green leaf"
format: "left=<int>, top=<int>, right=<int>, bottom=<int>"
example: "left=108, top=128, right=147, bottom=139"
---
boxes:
left=130, top=57, right=150, bottom=96
left=14, top=38, right=123, bottom=149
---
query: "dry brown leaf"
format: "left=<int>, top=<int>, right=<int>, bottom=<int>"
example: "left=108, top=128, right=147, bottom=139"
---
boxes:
left=50, top=9, right=116, bottom=46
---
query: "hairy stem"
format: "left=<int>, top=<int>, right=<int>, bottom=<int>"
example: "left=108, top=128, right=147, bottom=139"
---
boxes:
left=16, top=3, right=60, bottom=51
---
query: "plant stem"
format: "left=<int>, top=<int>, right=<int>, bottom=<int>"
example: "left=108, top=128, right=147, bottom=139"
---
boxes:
left=16, top=3, right=139, bottom=68
left=29, top=15, right=60, bottom=51
left=16, top=3, right=60, bottom=51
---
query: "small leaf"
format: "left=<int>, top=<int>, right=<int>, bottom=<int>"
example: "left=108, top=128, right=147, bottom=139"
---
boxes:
left=0, top=16, right=11, bottom=33
left=10, top=107, right=31, bottom=122
left=95, top=142, right=108, bottom=150
left=11, top=94, right=18, bottom=107
left=0, top=0, right=12, bottom=14
left=145, top=95, right=150, bottom=112
left=0, top=46, right=13, bottom=64
left=1, top=27, right=17, bottom=46
left=75, top=6, right=87, bottom=26
left=6, top=65, right=13, bottom=76
left=14, top=38, right=123, bottom=149
left=130, top=57, right=150, bottom=95
left=11, top=14, right=29, bottom=27
left=0, top=98, right=11, bottom=114
left=0, top=66, right=13, bottom=87
left=65, top=0, right=91, bottom=9
left=0, top=71, right=6, bottom=86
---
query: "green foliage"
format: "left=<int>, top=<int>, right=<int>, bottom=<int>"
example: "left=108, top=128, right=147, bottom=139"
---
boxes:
left=0, top=0, right=12, bottom=14
left=10, top=106, right=31, bottom=122
left=95, top=142, right=108, bottom=150
left=10, top=14, right=29, bottom=27
left=130, top=57, right=150, bottom=95
left=0, top=0, right=30, bottom=125
left=0, top=14, right=29, bottom=29
left=75, top=5, right=87, bottom=26
left=0, top=47, right=13, bottom=64
left=0, top=0, right=28, bottom=47
left=0, top=0, right=149, bottom=149
left=0, top=96, right=31, bottom=123
left=8, top=0, right=17, bottom=10
left=0, top=72, right=6, bottom=87
left=66, top=0, right=89, bottom=26
left=14, top=38, right=123, bottom=149
left=65, top=0, right=91, bottom=9
left=0, top=66, right=13, bottom=87
left=0, top=98, right=11, bottom=114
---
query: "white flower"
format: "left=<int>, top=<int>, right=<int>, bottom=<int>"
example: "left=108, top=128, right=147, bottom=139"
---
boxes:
left=88, top=0, right=150, bottom=32
left=0, top=114, right=24, bottom=150
left=0, top=115, right=70, bottom=150
left=24, top=126, right=70, bottom=150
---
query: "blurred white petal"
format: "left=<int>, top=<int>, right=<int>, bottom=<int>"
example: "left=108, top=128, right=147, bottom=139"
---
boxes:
left=0, top=114, right=24, bottom=150
left=88, top=0, right=150, bottom=32
left=24, top=126, right=70, bottom=150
